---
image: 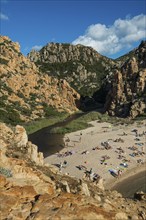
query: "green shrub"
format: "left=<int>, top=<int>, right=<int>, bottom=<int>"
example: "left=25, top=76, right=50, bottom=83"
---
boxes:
left=24, top=112, right=68, bottom=134
left=11, top=101, right=32, bottom=116
left=49, top=111, right=131, bottom=134
left=0, top=167, right=12, bottom=178
left=44, top=106, right=60, bottom=117
left=0, top=58, right=9, bottom=65
left=17, top=91, right=26, bottom=99
left=0, top=107, right=23, bottom=125
left=30, top=93, right=38, bottom=101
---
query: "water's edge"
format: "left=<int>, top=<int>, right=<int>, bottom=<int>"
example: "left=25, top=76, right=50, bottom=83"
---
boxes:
left=110, top=169, right=146, bottom=198
left=28, top=116, right=146, bottom=198
left=28, top=112, right=85, bottom=157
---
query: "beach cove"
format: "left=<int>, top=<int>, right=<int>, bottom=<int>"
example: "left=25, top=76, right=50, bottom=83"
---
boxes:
left=44, top=119, right=146, bottom=196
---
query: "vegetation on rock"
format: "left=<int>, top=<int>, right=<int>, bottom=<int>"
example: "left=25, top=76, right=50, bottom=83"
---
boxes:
left=28, top=42, right=115, bottom=96
left=0, top=36, right=80, bottom=125
left=0, top=122, right=146, bottom=220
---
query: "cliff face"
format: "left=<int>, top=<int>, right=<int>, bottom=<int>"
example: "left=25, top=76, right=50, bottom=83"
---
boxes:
left=28, top=41, right=146, bottom=118
left=1, top=35, right=145, bottom=122
left=28, top=43, right=115, bottom=96
left=0, top=36, right=80, bottom=123
left=0, top=122, right=145, bottom=220
left=104, top=41, right=146, bottom=118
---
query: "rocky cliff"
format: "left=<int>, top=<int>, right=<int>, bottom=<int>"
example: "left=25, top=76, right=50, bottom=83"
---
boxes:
left=1, top=35, right=145, bottom=123
left=115, top=40, right=146, bottom=67
left=0, top=36, right=80, bottom=124
left=0, top=122, right=146, bottom=220
left=104, top=41, right=146, bottom=118
left=28, top=42, right=115, bottom=96
left=28, top=40, right=146, bottom=118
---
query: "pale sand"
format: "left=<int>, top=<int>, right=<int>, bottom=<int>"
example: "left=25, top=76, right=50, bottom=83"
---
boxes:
left=45, top=119, right=146, bottom=188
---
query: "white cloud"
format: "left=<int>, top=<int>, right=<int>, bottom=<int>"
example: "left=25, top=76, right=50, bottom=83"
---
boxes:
left=0, top=12, right=9, bottom=20
left=31, top=45, right=42, bottom=51
left=72, top=14, right=146, bottom=56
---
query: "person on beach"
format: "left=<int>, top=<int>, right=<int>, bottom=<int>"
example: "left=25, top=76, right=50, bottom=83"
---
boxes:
left=63, top=160, right=67, bottom=166
left=66, top=137, right=70, bottom=142
left=123, top=132, right=127, bottom=136
left=59, top=162, right=63, bottom=172
left=118, top=170, right=122, bottom=177
left=59, top=160, right=67, bottom=171
left=89, top=168, right=94, bottom=181
left=89, top=168, right=93, bottom=174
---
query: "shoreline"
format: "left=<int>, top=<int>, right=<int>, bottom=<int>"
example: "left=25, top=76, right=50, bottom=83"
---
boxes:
left=45, top=119, right=146, bottom=193
left=105, top=163, right=146, bottom=189
left=109, top=168, right=146, bottom=198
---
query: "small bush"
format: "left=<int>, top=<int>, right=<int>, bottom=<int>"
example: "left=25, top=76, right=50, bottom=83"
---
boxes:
left=49, top=111, right=131, bottom=134
left=0, top=58, right=9, bottom=65
left=24, top=112, right=68, bottom=134
left=0, top=107, right=23, bottom=125
left=0, top=167, right=12, bottom=178
left=44, top=106, right=60, bottom=117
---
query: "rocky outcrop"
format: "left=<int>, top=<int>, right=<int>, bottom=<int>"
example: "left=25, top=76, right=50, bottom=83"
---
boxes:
left=0, top=123, right=44, bottom=166
left=104, top=41, right=146, bottom=118
left=1, top=35, right=145, bottom=121
left=28, top=42, right=115, bottom=96
left=134, top=191, right=146, bottom=201
left=14, top=125, right=28, bottom=147
left=0, top=36, right=80, bottom=123
left=28, top=40, right=146, bottom=118
left=0, top=122, right=146, bottom=219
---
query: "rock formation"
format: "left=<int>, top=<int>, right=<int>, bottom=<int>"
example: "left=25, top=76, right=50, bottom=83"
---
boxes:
left=0, top=122, right=146, bottom=219
left=0, top=36, right=80, bottom=123
left=104, top=41, right=146, bottom=118
left=28, top=40, right=146, bottom=118
left=28, top=42, right=115, bottom=96
left=0, top=35, right=145, bottom=125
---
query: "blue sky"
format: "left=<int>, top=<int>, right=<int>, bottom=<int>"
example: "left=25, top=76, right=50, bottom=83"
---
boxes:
left=0, top=0, right=146, bottom=58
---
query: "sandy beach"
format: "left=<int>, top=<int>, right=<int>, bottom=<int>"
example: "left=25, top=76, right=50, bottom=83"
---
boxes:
left=45, top=119, right=146, bottom=190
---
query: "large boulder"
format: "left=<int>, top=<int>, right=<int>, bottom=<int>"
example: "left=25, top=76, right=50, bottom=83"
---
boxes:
left=134, top=191, right=146, bottom=201
left=14, top=125, right=28, bottom=147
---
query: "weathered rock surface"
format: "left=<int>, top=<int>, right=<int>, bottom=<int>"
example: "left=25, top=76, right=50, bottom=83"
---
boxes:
left=0, top=36, right=80, bottom=123
left=28, top=42, right=115, bottom=96
left=0, top=122, right=146, bottom=219
left=104, top=41, right=146, bottom=118
left=29, top=40, right=146, bottom=118
left=14, top=125, right=28, bottom=147
left=1, top=35, right=145, bottom=122
left=134, top=191, right=146, bottom=201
